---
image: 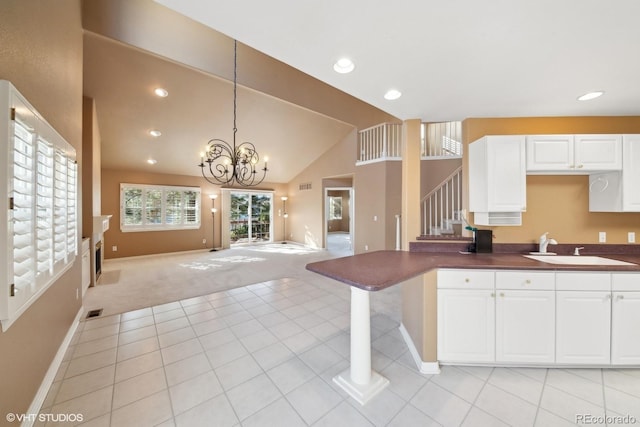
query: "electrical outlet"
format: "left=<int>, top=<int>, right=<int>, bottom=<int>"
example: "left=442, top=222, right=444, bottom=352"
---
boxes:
left=599, top=232, right=606, bottom=243
left=629, top=232, right=636, bottom=243
left=364, top=245, right=369, bottom=251
left=112, top=246, right=118, bottom=252
left=373, top=215, right=378, bottom=221
left=202, top=238, right=206, bottom=245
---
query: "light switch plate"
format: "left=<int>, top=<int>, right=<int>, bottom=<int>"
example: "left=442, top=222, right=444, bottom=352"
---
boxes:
left=599, top=232, right=606, bottom=243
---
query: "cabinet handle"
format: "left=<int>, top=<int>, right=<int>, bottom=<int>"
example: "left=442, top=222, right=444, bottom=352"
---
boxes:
left=500, top=292, right=505, bottom=297
left=606, top=294, right=612, bottom=300
left=578, top=164, right=584, bottom=169
left=465, top=278, right=470, bottom=283
left=525, top=280, right=531, bottom=284
left=617, top=295, right=625, bottom=300
left=569, top=164, right=575, bottom=169
left=490, top=292, right=495, bottom=298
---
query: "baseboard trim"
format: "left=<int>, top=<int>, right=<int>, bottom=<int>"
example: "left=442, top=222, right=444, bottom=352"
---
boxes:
left=399, top=323, right=441, bottom=375
left=24, top=306, right=83, bottom=427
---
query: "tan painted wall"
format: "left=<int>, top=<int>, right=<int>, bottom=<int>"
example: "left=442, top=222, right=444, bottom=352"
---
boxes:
left=463, top=117, right=640, bottom=244
left=82, top=97, right=103, bottom=237
left=0, top=0, right=83, bottom=417
left=401, top=270, right=438, bottom=363
left=101, top=168, right=287, bottom=258
left=421, top=158, right=462, bottom=196
left=354, top=163, right=389, bottom=252
left=286, top=130, right=358, bottom=248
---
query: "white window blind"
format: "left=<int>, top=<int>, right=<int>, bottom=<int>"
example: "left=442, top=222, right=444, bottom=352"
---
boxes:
left=120, top=184, right=201, bottom=232
left=36, top=138, right=54, bottom=277
left=1, top=80, right=77, bottom=331
left=12, top=120, right=36, bottom=294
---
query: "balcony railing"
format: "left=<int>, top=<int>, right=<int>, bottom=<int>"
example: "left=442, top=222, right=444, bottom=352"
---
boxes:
left=357, top=123, right=402, bottom=164
left=357, top=121, right=463, bottom=164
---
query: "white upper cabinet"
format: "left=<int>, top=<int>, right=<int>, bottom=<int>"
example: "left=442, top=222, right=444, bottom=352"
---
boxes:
left=527, top=134, right=622, bottom=173
left=469, top=135, right=526, bottom=226
left=622, top=134, right=640, bottom=210
left=589, top=135, right=640, bottom=212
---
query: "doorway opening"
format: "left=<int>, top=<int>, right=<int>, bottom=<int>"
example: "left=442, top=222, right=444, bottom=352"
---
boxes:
left=325, top=187, right=354, bottom=256
left=229, top=191, right=273, bottom=246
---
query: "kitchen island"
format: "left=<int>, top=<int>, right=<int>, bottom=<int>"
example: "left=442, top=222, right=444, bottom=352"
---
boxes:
left=307, top=249, right=640, bottom=386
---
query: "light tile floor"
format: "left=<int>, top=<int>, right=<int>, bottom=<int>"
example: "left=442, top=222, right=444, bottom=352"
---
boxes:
left=39, top=276, right=640, bottom=426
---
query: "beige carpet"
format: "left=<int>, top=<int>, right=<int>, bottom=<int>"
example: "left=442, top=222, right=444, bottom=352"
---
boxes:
left=82, top=242, right=401, bottom=321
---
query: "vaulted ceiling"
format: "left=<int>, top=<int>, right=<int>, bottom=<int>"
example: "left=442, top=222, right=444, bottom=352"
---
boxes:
left=82, top=0, right=396, bottom=183
left=83, top=0, right=640, bottom=182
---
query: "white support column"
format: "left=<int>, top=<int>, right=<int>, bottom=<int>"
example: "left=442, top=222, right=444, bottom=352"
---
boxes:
left=333, top=287, right=389, bottom=405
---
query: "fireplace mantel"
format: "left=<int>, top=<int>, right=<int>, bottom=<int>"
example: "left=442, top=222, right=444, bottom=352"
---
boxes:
left=93, top=215, right=112, bottom=235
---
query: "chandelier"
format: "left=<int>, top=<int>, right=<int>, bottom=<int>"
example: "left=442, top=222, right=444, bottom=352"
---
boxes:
left=199, top=40, right=268, bottom=187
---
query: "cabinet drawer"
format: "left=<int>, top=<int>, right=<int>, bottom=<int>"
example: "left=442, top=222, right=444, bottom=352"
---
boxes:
left=612, top=273, right=640, bottom=291
left=496, top=271, right=555, bottom=290
left=437, top=269, right=494, bottom=289
left=556, top=272, right=611, bottom=291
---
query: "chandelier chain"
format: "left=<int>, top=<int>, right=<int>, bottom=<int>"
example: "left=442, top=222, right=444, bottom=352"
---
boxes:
left=198, top=39, right=268, bottom=187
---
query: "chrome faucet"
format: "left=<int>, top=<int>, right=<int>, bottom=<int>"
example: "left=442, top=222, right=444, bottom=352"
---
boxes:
left=539, top=232, right=558, bottom=253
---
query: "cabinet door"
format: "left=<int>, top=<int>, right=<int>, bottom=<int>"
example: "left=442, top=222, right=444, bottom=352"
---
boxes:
left=496, top=290, right=555, bottom=363
left=469, top=135, right=526, bottom=213
left=556, top=291, right=611, bottom=364
left=623, top=134, right=640, bottom=211
left=611, top=292, right=640, bottom=365
left=526, top=135, right=574, bottom=171
left=486, top=136, right=526, bottom=211
left=437, top=289, right=495, bottom=362
left=574, top=134, right=622, bottom=171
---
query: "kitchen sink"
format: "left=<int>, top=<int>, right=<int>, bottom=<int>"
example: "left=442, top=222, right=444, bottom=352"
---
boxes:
left=523, top=255, right=636, bottom=266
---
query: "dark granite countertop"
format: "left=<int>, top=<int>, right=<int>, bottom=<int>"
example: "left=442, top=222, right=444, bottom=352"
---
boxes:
left=306, top=250, right=640, bottom=292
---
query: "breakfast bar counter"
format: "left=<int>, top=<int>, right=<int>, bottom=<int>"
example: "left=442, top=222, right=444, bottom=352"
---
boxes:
left=306, top=250, right=640, bottom=291
left=306, top=249, right=640, bottom=404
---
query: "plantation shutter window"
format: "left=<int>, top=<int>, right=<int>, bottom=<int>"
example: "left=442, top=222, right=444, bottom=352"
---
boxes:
left=120, top=184, right=201, bottom=232
left=1, top=80, right=78, bottom=331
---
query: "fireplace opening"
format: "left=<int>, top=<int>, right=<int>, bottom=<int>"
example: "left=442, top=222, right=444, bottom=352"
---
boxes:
left=95, top=240, right=102, bottom=280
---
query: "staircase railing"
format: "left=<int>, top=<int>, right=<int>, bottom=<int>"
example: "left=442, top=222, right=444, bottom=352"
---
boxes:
left=421, top=166, right=463, bottom=235
left=357, top=123, right=402, bottom=164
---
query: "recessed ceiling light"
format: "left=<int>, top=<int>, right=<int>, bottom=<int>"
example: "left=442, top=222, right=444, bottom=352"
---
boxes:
left=149, top=130, right=162, bottom=137
left=333, top=58, right=355, bottom=74
left=577, top=91, right=604, bottom=101
left=147, top=158, right=157, bottom=165
left=154, top=87, right=168, bottom=97
left=384, top=89, right=402, bottom=100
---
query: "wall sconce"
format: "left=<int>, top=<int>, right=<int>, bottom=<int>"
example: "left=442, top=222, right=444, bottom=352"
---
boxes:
left=209, top=194, right=218, bottom=251
left=281, top=196, right=288, bottom=244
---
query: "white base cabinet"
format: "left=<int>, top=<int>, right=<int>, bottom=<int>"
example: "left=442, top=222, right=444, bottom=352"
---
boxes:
left=612, top=292, right=640, bottom=364
left=496, top=290, right=555, bottom=363
left=556, top=291, right=611, bottom=364
left=437, top=269, right=640, bottom=367
left=437, top=289, right=495, bottom=362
